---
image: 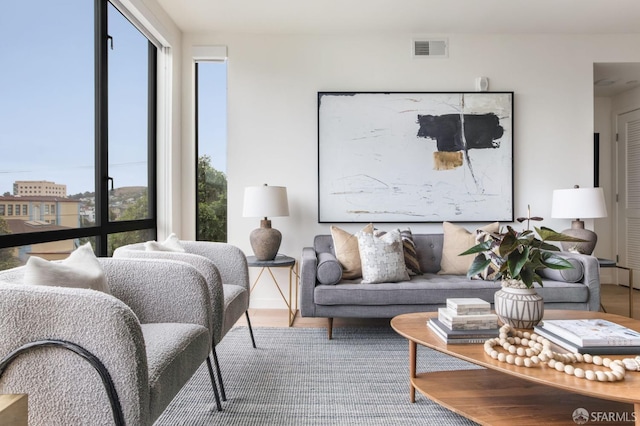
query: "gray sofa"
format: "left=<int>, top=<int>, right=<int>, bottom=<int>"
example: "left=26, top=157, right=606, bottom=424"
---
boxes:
left=300, top=233, right=601, bottom=338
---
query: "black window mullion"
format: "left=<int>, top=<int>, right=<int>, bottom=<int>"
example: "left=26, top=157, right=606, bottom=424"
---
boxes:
left=95, top=0, right=109, bottom=256
left=147, top=41, right=157, bottom=235
left=194, top=62, right=200, bottom=238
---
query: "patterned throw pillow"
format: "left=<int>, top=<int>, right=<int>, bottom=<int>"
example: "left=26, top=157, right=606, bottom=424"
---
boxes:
left=472, top=230, right=501, bottom=280
left=357, top=229, right=410, bottom=284
left=375, top=228, right=422, bottom=275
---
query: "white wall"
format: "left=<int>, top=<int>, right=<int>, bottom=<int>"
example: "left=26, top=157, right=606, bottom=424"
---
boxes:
left=122, top=0, right=183, bottom=238
left=180, top=32, right=640, bottom=308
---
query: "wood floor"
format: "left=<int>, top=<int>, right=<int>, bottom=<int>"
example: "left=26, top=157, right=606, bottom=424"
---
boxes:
left=235, top=283, right=638, bottom=329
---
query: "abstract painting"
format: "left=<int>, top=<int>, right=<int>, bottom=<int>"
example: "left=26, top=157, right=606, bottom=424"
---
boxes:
left=318, top=92, right=513, bottom=223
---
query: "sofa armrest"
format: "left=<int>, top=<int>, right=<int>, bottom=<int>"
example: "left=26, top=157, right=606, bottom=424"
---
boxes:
left=556, top=252, right=601, bottom=312
left=0, top=282, right=150, bottom=425
left=300, top=247, right=319, bottom=317
left=100, top=258, right=213, bottom=335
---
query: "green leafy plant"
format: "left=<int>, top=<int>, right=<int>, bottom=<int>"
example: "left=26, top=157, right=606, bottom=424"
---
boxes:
left=460, top=226, right=585, bottom=288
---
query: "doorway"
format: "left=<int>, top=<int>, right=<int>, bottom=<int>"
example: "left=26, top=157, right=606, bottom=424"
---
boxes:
left=594, top=62, right=640, bottom=288
left=616, top=109, right=640, bottom=288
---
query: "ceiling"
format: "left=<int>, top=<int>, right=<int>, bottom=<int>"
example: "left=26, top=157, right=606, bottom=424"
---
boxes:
left=157, top=0, right=640, bottom=35
left=157, top=0, right=640, bottom=97
left=594, top=63, right=640, bottom=97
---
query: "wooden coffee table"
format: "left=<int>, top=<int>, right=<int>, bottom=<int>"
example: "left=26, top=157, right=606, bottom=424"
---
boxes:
left=391, top=310, right=640, bottom=425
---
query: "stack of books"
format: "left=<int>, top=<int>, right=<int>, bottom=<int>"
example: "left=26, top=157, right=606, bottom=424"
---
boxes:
left=534, top=319, right=640, bottom=354
left=428, top=298, right=500, bottom=344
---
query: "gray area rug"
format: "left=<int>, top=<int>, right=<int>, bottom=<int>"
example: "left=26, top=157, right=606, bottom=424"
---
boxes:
left=155, top=325, right=481, bottom=425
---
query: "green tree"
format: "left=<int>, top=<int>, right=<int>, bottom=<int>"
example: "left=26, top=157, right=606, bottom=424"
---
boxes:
left=107, top=193, right=152, bottom=255
left=0, top=217, right=20, bottom=270
left=197, top=155, right=227, bottom=242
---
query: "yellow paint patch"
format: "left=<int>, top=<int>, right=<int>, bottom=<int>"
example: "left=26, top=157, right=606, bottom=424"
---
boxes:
left=433, top=151, right=463, bottom=170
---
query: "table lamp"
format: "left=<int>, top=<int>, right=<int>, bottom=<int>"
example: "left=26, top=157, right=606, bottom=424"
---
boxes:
left=551, top=185, right=607, bottom=255
left=243, top=184, right=289, bottom=261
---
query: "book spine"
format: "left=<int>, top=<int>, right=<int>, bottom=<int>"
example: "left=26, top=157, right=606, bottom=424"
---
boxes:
left=428, top=320, right=499, bottom=339
left=534, top=327, right=640, bottom=355
left=427, top=322, right=492, bottom=344
left=444, top=338, right=491, bottom=344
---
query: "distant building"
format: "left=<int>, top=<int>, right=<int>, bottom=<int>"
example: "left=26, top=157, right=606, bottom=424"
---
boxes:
left=0, top=195, right=79, bottom=228
left=13, top=180, right=67, bottom=197
left=0, top=195, right=81, bottom=264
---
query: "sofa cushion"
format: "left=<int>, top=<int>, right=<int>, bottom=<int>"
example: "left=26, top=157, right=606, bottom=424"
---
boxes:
left=357, top=229, right=410, bottom=284
left=330, top=224, right=373, bottom=279
left=538, top=257, right=584, bottom=283
left=23, top=242, right=109, bottom=293
left=313, top=274, right=589, bottom=306
left=438, top=222, right=499, bottom=275
left=317, top=252, right=343, bottom=285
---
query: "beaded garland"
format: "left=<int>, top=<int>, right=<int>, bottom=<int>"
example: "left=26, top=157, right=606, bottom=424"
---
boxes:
left=484, top=324, right=630, bottom=382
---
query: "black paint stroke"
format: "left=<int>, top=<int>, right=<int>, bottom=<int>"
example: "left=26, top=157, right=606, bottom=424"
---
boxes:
left=416, top=113, right=504, bottom=152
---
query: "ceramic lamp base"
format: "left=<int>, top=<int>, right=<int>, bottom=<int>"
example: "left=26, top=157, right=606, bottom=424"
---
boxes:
left=249, top=219, right=282, bottom=261
left=559, top=220, right=597, bottom=255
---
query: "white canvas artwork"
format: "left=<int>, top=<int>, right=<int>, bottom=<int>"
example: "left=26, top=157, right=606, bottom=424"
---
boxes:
left=318, top=92, right=514, bottom=223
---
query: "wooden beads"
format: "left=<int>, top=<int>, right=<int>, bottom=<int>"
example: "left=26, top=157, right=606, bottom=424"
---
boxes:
left=484, top=324, right=628, bottom=382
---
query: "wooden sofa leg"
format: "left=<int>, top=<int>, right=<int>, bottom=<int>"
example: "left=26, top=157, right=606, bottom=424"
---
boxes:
left=327, top=318, right=333, bottom=340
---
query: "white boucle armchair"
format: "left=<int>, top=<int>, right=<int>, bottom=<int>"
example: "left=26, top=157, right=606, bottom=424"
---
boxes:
left=113, top=240, right=255, bottom=402
left=0, top=257, right=219, bottom=426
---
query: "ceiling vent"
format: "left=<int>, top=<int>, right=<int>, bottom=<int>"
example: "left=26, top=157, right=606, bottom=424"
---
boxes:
left=412, top=38, right=448, bottom=58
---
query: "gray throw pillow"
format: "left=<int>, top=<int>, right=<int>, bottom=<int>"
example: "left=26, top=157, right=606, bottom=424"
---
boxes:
left=538, top=258, right=584, bottom=283
left=317, top=252, right=343, bottom=285
left=357, top=229, right=410, bottom=284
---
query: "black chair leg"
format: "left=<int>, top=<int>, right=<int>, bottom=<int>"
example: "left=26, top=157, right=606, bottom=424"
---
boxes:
left=212, top=346, right=227, bottom=401
left=205, top=355, right=222, bottom=411
left=245, top=310, right=257, bottom=348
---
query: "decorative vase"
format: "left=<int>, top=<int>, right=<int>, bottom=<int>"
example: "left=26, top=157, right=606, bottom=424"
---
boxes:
left=494, top=280, right=544, bottom=329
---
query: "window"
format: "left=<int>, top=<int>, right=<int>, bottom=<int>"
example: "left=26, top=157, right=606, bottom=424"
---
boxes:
left=7, top=206, right=12, bottom=216
left=107, top=3, right=153, bottom=223
left=0, top=206, right=4, bottom=216
left=0, top=1, right=158, bottom=266
left=195, top=61, right=227, bottom=242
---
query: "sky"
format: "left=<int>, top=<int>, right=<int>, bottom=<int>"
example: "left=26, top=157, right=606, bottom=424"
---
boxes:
left=0, top=1, right=226, bottom=196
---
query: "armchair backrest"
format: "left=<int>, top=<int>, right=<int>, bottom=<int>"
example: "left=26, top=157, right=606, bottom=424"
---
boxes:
left=0, top=277, right=150, bottom=425
left=113, top=244, right=225, bottom=343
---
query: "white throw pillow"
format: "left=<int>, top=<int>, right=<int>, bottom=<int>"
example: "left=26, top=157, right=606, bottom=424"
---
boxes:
left=23, top=242, right=109, bottom=293
left=144, top=233, right=185, bottom=252
left=357, top=229, right=410, bottom=284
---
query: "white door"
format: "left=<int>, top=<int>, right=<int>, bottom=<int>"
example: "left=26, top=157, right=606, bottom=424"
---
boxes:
left=617, top=108, right=640, bottom=288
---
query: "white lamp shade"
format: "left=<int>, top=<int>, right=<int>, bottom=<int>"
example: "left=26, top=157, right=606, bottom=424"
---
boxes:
left=551, top=187, right=607, bottom=219
left=242, top=185, right=289, bottom=218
